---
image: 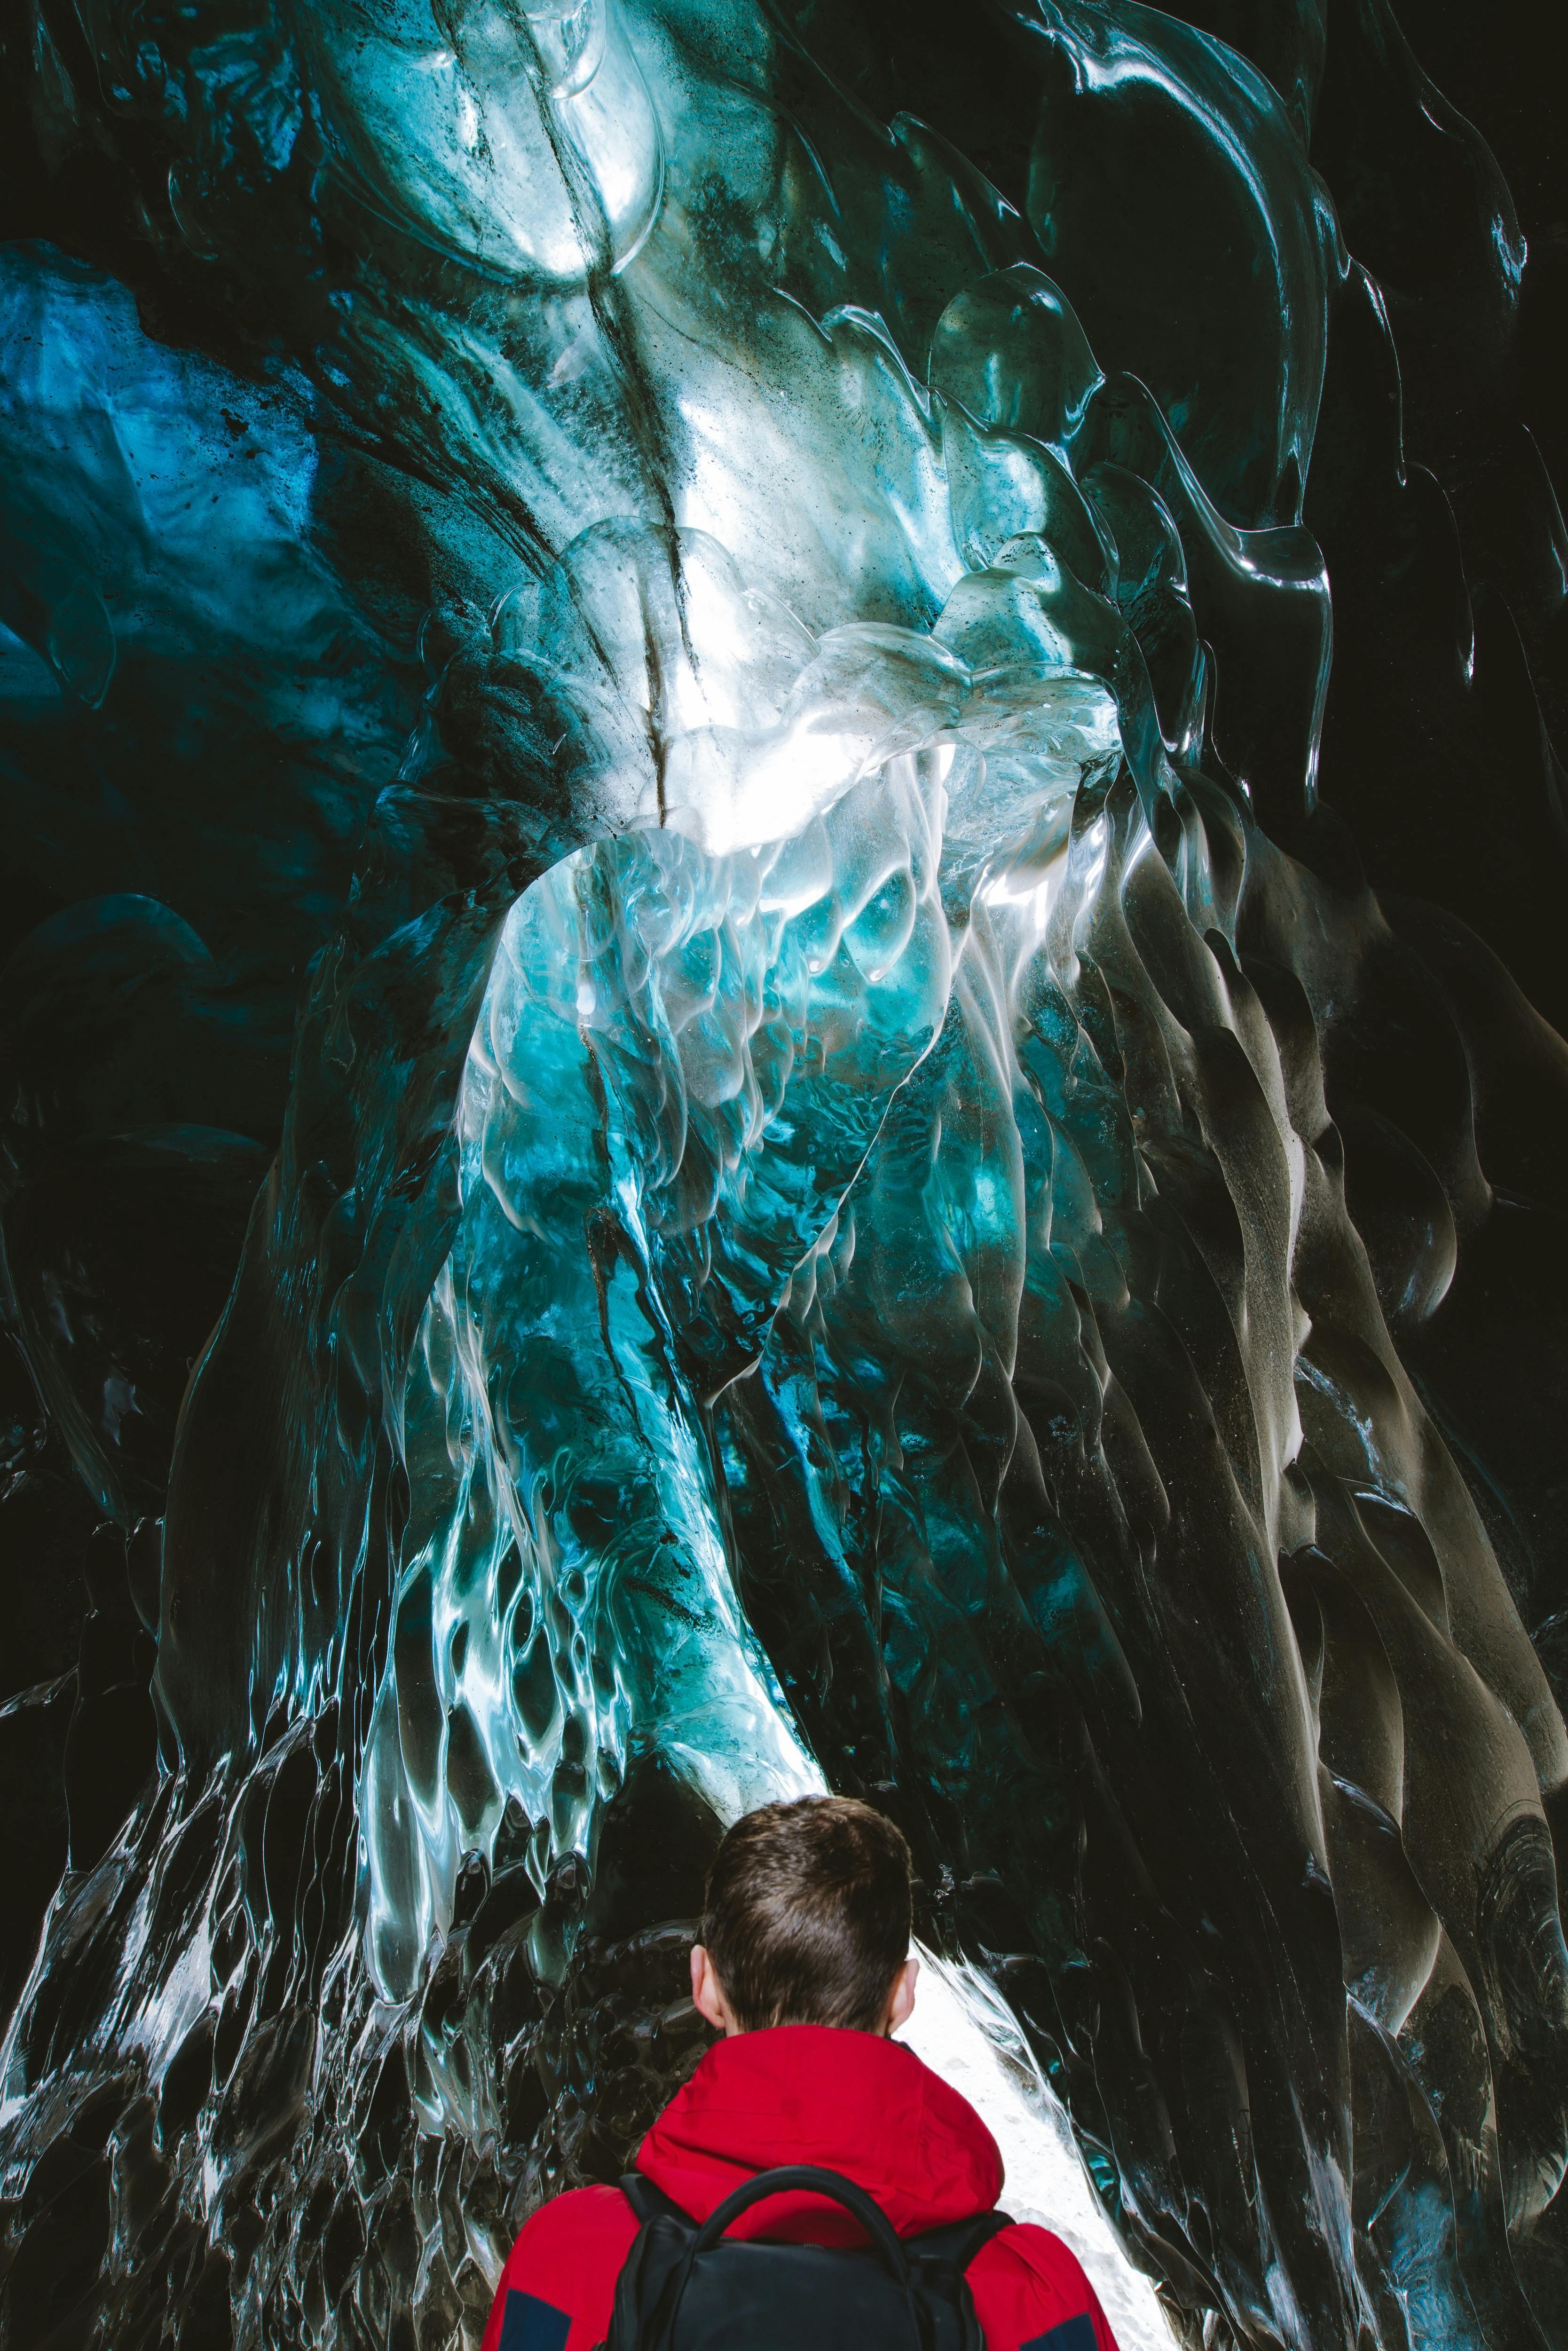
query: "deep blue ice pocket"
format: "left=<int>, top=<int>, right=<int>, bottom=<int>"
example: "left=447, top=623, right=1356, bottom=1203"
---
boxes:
left=1021, top=2316, right=1098, bottom=2351
left=498, top=2288, right=574, bottom=2351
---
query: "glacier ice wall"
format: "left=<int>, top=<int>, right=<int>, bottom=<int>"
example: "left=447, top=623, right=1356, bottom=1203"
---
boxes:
left=3, top=3, right=1568, bottom=2348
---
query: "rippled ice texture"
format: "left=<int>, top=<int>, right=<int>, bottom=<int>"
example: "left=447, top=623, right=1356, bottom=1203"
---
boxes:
left=3, top=5, right=1568, bottom=2351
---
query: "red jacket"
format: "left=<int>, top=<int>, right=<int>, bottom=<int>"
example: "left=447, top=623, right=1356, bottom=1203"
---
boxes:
left=482, top=2026, right=1120, bottom=2351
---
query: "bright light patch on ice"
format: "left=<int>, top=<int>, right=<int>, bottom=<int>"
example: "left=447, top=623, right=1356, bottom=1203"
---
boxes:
left=901, top=1949, right=1177, bottom=2351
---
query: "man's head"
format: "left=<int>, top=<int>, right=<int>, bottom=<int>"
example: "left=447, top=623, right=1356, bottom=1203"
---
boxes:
left=689, top=1795, right=918, bottom=2037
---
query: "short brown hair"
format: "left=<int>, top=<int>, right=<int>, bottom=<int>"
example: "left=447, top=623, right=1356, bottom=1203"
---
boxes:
left=700, top=1796, right=912, bottom=2032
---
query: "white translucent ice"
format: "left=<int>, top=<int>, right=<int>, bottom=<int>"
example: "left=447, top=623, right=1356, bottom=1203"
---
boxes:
left=901, top=1952, right=1178, bottom=2351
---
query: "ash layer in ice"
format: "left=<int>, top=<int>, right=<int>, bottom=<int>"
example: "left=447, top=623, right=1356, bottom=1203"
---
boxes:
left=3, top=5, right=1568, bottom=2351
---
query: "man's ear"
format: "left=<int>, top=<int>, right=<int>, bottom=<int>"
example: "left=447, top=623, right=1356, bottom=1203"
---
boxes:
left=691, top=1943, right=737, bottom=2033
left=885, top=1952, right=919, bottom=2035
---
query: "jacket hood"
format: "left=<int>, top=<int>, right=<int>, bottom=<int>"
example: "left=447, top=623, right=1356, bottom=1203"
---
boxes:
left=636, top=2025, right=1005, bottom=2244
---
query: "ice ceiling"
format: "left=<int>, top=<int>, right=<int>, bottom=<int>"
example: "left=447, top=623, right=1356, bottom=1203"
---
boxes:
left=2, top=2, right=1568, bottom=2347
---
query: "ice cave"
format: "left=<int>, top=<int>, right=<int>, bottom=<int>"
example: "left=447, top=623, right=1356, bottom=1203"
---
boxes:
left=2, top=3, right=1568, bottom=2346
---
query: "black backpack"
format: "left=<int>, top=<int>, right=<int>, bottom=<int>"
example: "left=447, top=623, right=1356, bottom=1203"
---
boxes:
left=603, top=2163, right=1013, bottom=2351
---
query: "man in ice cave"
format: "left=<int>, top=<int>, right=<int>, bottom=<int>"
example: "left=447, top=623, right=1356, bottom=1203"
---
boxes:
left=481, top=1795, right=1120, bottom=2351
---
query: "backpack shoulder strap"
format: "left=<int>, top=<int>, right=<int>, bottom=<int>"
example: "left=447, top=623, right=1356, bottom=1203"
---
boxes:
left=902, top=2207, right=1017, bottom=2351
left=602, top=2176, right=700, bottom=2351
left=618, top=2172, right=696, bottom=2231
left=906, top=2207, right=1016, bottom=2270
